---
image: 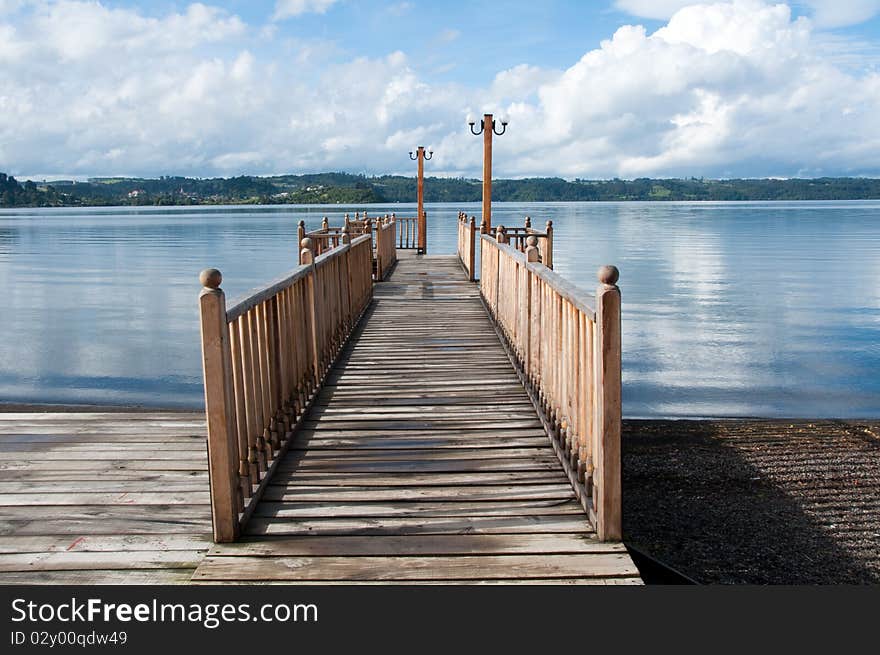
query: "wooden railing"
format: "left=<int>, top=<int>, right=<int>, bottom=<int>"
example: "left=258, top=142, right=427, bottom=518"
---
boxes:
left=198, top=232, right=373, bottom=541
left=375, top=215, right=397, bottom=281
left=457, top=212, right=477, bottom=281
left=478, top=229, right=622, bottom=541
left=395, top=213, right=421, bottom=250
left=495, top=216, right=554, bottom=269
left=458, top=214, right=554, bottom=282
left=297, top=213, right=371, bottom=263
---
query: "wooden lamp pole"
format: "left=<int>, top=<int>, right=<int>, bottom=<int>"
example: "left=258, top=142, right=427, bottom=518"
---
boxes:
left=468, top=112, right=508, bottom=233
left=409, top=145, right=432, bottom=254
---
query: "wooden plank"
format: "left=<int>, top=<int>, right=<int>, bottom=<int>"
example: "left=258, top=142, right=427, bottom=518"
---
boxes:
left=0, top=492, right=211, bottom=506
left=0, top=535, right=211, bottom=554
left=290, top=436, right=548, bottom=449
left=255, top=499, right=583, bottom=518
left=0, top=460, right=210, bottom=471
left=0, top=451, right=207, bottom=460
left=0, top=551, right=205, bottom=572
left=0, top=570, right=195, bottom=585
left=279, top=447, right=554, bottom=461
left=0, top=505, right=211, bottom=521
left=273, top=459, right=561, bottom=473
left=268, top=471, right=563, bottom=486
left=191, top=553, right=637, bottom=581
left=246, top=514, right=593, bottom=536
left=293, top=427, right=547, bottom=439
left=209, top=533, right=622, bottom=557
left=0, top=471, right=208, bottom=482
left=262, top=483, right=574, bottom=501
left=0, top=480, right=208, bottom=493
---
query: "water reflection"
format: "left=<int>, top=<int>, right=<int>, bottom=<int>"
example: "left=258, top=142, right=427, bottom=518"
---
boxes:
left=0, top=202, right=878, bottom=417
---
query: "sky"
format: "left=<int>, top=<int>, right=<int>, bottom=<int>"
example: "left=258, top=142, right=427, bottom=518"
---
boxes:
left=3, top=0, right=880, bottom=180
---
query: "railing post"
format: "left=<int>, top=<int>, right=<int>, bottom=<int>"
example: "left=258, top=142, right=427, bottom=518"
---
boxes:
left=595, top=264, right=621, bottom=541
left=493, top=225, right=505, bottom=317
left=544, top=220, right=554, bottom=269
left=297, top=220, right=306, bottom=264
left=321, top=216, right=329, bottom=232
left=524, top=236, right=540, bottom=377
left=525, top=215, right=531, bottom=229
left=341, top=224, right=353, bottom=327
left=301, top=238, right=321, bottom=385
left=468, top=215, right=476, bottom=282
left=198, top=268, right=240, bottom=543
left=419, top=210, right=427, bottom=254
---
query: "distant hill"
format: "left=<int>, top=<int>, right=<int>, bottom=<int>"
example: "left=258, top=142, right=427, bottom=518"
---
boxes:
left=4, top=171, right=880, bottom=207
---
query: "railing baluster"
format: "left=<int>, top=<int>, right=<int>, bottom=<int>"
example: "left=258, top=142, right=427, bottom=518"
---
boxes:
left=228, top=318, right=250, bottom=505
left=474, top=229, right=620, bottom=541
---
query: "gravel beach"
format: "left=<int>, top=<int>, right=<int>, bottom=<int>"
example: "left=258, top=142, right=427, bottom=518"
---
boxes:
left=623, top=419, right=880, bottom=584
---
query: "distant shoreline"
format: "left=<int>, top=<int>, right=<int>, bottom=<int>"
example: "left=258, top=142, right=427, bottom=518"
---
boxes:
left=5, top=197, right=880, bottom=210
left=5, top=172, right=880, bottom=207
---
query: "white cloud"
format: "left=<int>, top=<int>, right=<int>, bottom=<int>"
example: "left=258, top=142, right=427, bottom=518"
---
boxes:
left=3, top=1, right=880, bottom=179
left=490, top=0, right=880, bottom=178
left=616, top=0, right=880, bottom=28
left=614, top=0, right=697, bottom=20
left=272, top=0, right=339, bottom=21
left=806, top=0, right=880, bottom=28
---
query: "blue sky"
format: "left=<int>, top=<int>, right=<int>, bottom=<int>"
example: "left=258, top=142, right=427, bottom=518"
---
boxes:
left=97, top=0, right=880, bottom=83
left=3, top=1, right=880, bottom=179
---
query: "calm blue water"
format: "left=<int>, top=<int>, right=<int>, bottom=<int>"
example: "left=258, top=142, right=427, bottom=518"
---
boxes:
left=0, top=202, right=878, bottom=417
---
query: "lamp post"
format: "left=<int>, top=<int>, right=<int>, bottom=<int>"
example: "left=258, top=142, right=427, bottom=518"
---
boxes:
left=468, top=112, right=508, bottom=232
left=409, top=145, right=433, bottom=253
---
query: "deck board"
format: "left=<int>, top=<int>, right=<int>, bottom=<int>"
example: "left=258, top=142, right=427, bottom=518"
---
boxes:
left=0, top=412, right=211, bottom=584
left=192, top=254, right=640, bottom=584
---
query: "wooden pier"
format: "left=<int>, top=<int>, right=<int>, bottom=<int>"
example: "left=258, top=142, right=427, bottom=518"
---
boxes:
left=0, top=213, right=638, bottom=584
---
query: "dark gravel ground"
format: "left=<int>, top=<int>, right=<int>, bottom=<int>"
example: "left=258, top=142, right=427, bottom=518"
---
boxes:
left=623, top=419, right=880, bottom=584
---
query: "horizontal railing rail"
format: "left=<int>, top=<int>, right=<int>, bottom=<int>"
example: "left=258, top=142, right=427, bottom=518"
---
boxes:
left=198, top=232, right=373, bottom=542
left=479, top=230, right=621, bottom=541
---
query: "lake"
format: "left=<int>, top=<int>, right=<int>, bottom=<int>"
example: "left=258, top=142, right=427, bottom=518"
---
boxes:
left=1, top=201, right=878, bottom=417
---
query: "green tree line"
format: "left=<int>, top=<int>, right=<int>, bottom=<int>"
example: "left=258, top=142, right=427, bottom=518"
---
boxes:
left=4, top=171, right=880, bottom=207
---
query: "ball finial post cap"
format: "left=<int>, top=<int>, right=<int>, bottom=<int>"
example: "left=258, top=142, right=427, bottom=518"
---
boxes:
left=597, top=265, right=619, bottom=286
left=200, top=268, right=222, bottom=289
left=526, top=235, right=538, bottom=247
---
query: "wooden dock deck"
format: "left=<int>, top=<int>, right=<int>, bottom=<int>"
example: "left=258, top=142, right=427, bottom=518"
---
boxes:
left=0, top=253, right=640, bottom=584
left=192, top=254, right=638, bottom=583
left=0, top=411, right=211, bottom=584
